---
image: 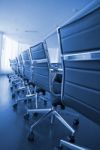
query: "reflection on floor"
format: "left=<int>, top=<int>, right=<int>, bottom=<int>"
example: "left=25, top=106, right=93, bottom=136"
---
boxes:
left=0, top=75, right=100, bottom=150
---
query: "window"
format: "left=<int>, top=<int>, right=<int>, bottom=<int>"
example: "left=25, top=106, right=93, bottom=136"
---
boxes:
left=1, top=35, right=29, bottom=72
left=45, top=32, right=61, bottom=63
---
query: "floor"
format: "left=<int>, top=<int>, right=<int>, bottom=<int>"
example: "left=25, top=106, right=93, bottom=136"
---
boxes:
left=0, top=75, right=100, bottom=150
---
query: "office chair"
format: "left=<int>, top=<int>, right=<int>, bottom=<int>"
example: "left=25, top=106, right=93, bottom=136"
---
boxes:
left=21, top=49, right=33, bottom=83
left=23, top=43, right=51, bottom=120
left=27, top=42, right=77, bottom=143
left=9, top=58, right=22, bottom=95
left=13, top=50, right=37, bottom=110
left=21, top=49, right=36, bottom=106
left=9, top=58, right=19, bottom=82
left=57, top=0, right=100, bottom=149
left=21, top=49, right=35, bottom=97
left=12, top=54, right=30, bottom=109
left=9, top=56, right=24, bottom=88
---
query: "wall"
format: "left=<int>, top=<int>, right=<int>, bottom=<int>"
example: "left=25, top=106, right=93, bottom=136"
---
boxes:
left=0, top=32, right=3, bottom=73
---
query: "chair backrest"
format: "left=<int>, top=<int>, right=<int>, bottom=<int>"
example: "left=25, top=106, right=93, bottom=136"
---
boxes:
left=30, top=42, right=50, bottom=91
left=45, top=32, right=63, bottom=94
left=9, top=58, right=18, bottom=73
left=22, top=49, right=32, bottom=81
left=58, top=1, right=100, bottom=125
left=17, top=54, right=24, bottom=77
left=44, top=32, right=61, bottom=64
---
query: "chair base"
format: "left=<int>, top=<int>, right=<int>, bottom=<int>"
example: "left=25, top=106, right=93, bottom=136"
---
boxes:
left=59, top=140, right=88, bottom=150
left=13, top=103, right=18, bottom=110
left=27, top=108, right=75, bottom=142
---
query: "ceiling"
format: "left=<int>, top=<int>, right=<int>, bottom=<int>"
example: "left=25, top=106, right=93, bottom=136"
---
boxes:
left=0, top=0, right=92, bottom=46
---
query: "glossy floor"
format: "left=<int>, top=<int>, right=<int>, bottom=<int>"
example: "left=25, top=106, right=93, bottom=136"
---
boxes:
left=0, top=75, right=100, bottom=150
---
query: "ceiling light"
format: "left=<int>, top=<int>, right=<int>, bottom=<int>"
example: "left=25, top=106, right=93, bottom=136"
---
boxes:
left=25, top=30, right=38, bottom=33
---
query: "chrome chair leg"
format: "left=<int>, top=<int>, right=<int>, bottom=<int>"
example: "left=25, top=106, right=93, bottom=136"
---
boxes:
left=27, top=109, right=53, bottom=141
left=12, top=85, right=34, bottom=110
left=27, top=108, right=75, bottom=142
left=59, top=140, right=89, bottom=150
left=53, top=111, right=75, bottom=135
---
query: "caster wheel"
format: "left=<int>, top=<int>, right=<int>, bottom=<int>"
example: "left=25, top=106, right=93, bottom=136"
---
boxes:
left=33, top=113, right=38, bottom=117
left=13, top=103, right=18, bottom=109
left=53, top=103, right=57, bottom=108
left=56, top=146, right=63, bottom=150
left=24, top=113, right=30, bottom=120
left=60, top=104, right=65, bottom=110
left=22, top=90, right=25, bottom=93
left=24, top=99, right=27, bottom=104
left=27, top=131, right=34, bottom=142
left=14, top=85, right=17, bottom=89
left=67, top=135, right=75, bottom=143
left=44, top=100, right=47, bottom=106
left=12, top=93, right=15, bottom=98
left=17, top=91, right=20, bottom=94
left=10, top=87, right=13, bottom=90
left=28, top=99, right=32, bottom=103
left=73, top=119, right=79, bottom=126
